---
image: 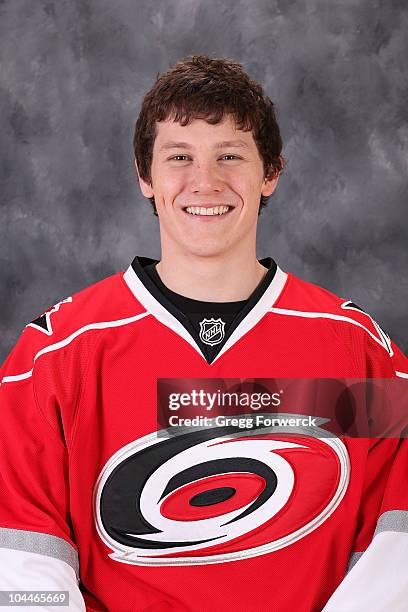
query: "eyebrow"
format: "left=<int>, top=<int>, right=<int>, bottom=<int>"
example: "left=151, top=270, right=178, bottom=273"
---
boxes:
left=160, top=139, right=250, bottom=151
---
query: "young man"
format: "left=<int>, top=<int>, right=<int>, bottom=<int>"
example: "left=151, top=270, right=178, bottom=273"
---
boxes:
left=0, top=55, right=407, bottom=611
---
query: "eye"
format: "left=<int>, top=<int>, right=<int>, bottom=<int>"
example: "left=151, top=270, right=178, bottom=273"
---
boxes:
left=169, top=155, right=190, bottom=161
left=220, top=154, right=241, bottom=161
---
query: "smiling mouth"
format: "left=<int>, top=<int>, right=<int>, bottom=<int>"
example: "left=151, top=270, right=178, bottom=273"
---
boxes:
left=183, top=205, right=232, bottom=216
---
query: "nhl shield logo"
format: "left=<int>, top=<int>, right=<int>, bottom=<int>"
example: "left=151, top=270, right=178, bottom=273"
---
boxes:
left=199, top=317, right=226, bottom=346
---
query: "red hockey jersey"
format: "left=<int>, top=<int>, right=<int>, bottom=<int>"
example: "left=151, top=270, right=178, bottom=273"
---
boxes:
left=1, top=256, right=407, bottom=612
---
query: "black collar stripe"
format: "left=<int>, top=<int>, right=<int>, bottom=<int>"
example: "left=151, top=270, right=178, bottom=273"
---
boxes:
left=124, top=258, right=207, bottom=360
left=123, top=256, right=288, bottom=365
left=213, top=265, right=287, bottom=363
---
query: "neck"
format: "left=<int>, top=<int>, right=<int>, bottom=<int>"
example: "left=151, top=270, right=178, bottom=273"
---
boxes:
left=156, top=245, right=267, bottom=302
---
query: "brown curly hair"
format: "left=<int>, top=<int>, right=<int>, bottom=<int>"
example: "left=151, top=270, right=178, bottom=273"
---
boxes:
left=133, top=54, right=285, bottom=215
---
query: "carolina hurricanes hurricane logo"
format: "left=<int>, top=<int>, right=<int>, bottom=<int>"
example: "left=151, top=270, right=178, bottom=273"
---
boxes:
left=94, top=418, right=350, bottom=566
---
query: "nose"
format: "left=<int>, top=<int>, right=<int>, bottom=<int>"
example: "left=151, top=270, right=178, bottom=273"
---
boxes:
left=189, top=161, right=225, bottom=194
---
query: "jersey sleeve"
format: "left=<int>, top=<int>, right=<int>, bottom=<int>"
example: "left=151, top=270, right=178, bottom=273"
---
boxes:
left=391, top=340, right=408, bottom=380
left=0, top=329, right=86, bottom=611
left=323, top=336, right=408, bottom=611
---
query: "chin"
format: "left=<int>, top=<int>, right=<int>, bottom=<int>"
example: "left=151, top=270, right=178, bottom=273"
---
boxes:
left=182, top=241, right=229, bottom=259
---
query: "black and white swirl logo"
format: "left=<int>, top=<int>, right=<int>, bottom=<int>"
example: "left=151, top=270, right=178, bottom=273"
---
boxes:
left=93, top=418, right=349, bottom=566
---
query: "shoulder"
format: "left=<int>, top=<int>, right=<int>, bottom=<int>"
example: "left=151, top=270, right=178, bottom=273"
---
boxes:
left=1, top=269, right=147, bottom=380
left=26, top=270, right=145, bottom=339
left=275, top=271, right=393, bottom=358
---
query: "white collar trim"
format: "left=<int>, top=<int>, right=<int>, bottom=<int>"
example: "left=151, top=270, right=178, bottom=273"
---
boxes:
left=123, top=263, right=288, bottom=365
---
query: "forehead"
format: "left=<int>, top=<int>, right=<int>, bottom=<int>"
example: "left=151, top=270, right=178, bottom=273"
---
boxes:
left=153, top=115, right=257, bottom=151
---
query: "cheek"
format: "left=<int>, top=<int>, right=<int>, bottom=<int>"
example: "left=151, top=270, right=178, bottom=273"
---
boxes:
left=152, top=171, right=185, bottom=204
left=229, top=167, right=263, bottom=195
left=233, top=178, right=262, bottom=211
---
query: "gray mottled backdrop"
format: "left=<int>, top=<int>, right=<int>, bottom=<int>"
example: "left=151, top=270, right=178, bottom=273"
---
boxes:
left=1, top=0, right=407, bottom=362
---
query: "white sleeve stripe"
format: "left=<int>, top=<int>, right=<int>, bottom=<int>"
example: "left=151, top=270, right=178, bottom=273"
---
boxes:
left=345, top=510, right=408, bottom=574
left=0, top=549, right=85, bottom=610
left=322, top=531, right=408, bottom=611
left=1, top=370, right=33, bottom=383
left=0, top=527, right=79, bottom=579
left=396, top=370, right=408, bottom=379
left=269, top=307, right=393, bottom=355
left=1, top=312, right=150, bottom=384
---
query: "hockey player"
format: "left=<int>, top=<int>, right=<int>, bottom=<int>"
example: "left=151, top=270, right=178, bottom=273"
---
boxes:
left=1, top=55, right=407, bottom=611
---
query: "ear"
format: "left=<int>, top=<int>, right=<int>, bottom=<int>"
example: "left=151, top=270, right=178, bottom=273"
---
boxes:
left=261, top=169, right=280, bottom=198
left=134, top=159, right=154, bottom=198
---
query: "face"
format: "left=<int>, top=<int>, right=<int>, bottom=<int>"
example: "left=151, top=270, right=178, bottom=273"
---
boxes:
left=136, top=114, right=279, bottom=259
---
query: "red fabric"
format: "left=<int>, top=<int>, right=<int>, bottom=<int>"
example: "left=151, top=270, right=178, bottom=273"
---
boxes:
left=1, top=268, right=407, bottom=612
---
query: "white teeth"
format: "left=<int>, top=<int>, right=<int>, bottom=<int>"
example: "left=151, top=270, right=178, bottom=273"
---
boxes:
left=185, top=205, right=230, bottom=216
